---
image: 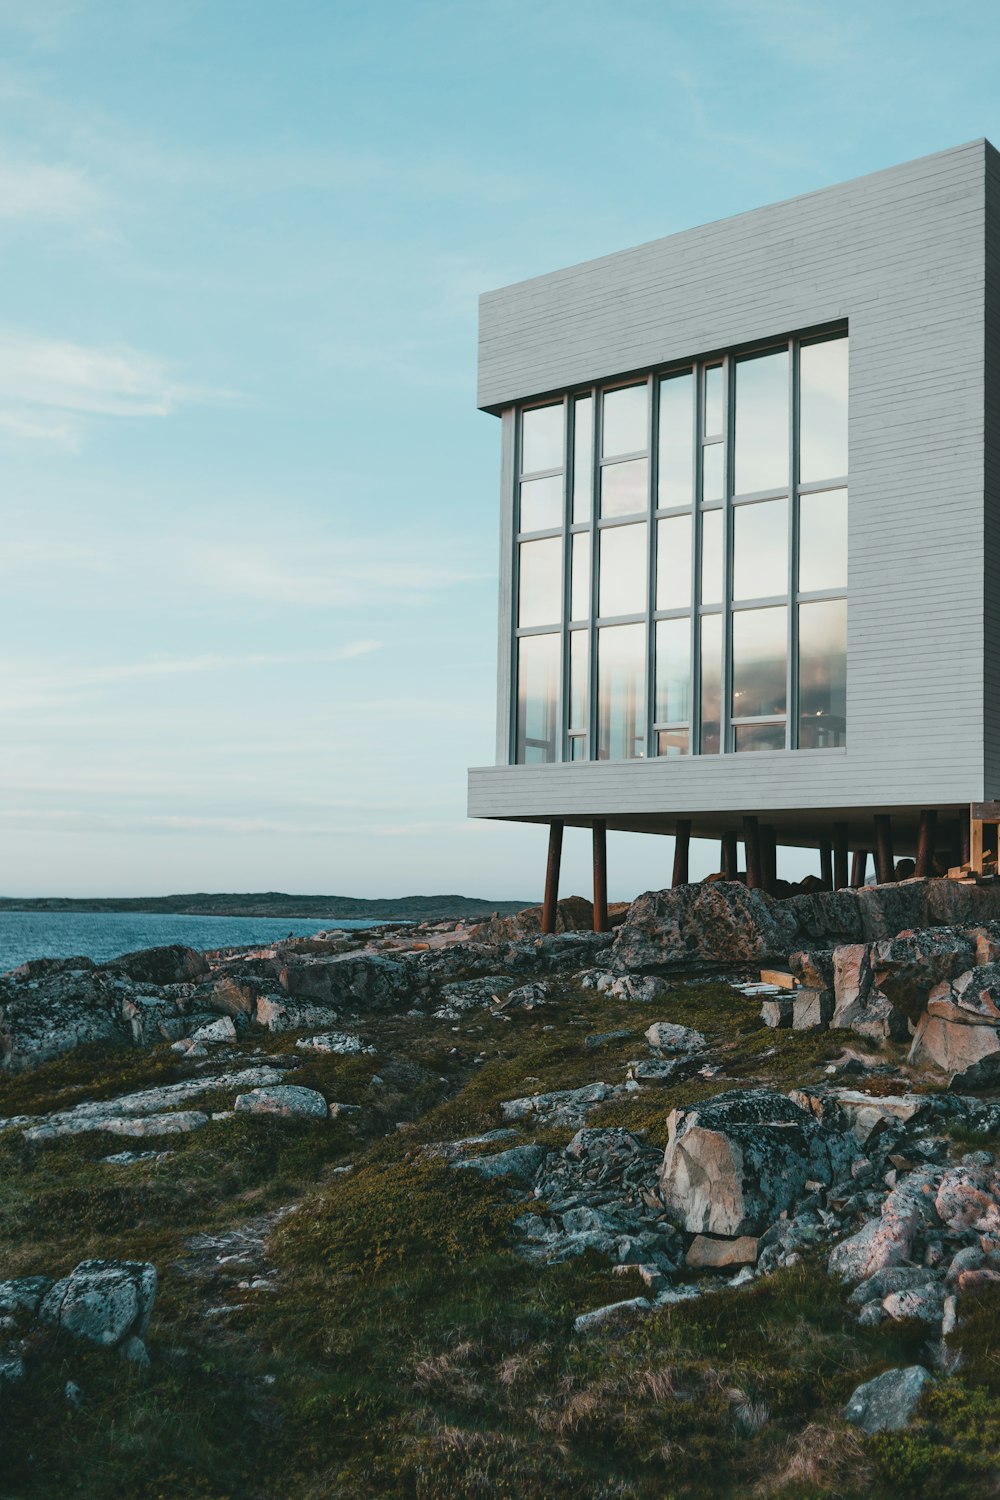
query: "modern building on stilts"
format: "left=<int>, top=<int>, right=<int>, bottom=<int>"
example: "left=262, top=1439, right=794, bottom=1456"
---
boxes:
left=467, top=140, right=1000, bottom=929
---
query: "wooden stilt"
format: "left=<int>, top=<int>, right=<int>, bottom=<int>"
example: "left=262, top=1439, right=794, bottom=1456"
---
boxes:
left=760, top=825, right=777, bottom=894
left=971, top=814, right=984, bottom=877
left=961, top=814, right=971, bottom=866
left=819, top=839, right=832, bottom=888
left=850, top=849, right=868, bottom=888
left=722, top=832, right=738, bottom=880
left=743, top=816, right=762, bottom=891
left=672, top=819, right=692, bottom=887
left=592, top=820, right=608, bottom=933
left=541, top=820, right=563, bottom=935
left=915, top=809, right=937, bottom=878
left=833, top=821, right=849, bottom=890
left=874, top=814, right=895, bottom=884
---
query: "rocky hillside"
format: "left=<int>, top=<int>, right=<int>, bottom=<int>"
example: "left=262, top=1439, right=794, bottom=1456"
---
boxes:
left=0, top=890, right=531, bottom=920
left=4, top=883, right=1000, bottom=1498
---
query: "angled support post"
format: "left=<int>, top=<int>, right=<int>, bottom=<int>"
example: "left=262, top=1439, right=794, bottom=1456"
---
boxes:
left=541, top=820, right=563, bottom=935
left=850, top=849, right=868, bottom=888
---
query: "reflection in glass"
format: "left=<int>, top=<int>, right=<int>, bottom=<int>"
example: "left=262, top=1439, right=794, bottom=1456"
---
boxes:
left=700, top=614, right=722, bottom=754
left=656, top=514, right=692, bottom=610
left=658, top=373, right=693, bottom=507
left=573, top=396, right=594, bottom=522
left=569, top=628, right=588, bottom=734
left=734, top=723, right=785, bottom=752
left=518, top=537, right=561, bottom=627
left=600, top=457, right=647, bottom=517
left=597, top=623, right=646, bottom=760
left=515, top=633, right=559, bottom=764
left=732, top=606, right=787, bottom=718
left=602, top=384, right=647, bottom=457
left=570, top=736, right=587, bottom=760
left=704, top=365, right=723, bottom=435
left=657, top=729, right=689, bottom=756
left=733, top=499, right=788, bottom=601
left=800, top=336, right=848, bottom=483
left=521, top=404, right=563, bottom=475
left=799, top=489, right=847, bottom=593
left=655, top=618, right=690, bottom=724
left=599, top=523, right=646, bottom=618
left=702, top=441, right=724, bottom=503
left=701, top=509, right=724, bottom=607
left=519, top=474, right=562, bottom=533
left=571, top=532, right=591, bottom=620
left=735, top=349, right=788, bottom=494
left=799, top=599, right=847, bottom=747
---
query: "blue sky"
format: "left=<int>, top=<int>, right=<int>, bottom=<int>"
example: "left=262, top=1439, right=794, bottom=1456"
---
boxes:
left=0, top=0, right=996, bottom=900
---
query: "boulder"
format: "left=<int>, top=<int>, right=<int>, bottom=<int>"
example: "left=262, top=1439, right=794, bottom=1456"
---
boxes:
left=189, top=1016, right=238, bottom=1044
left=908, top=1009, right=1000, bottom=1087
left=0, top=1276, right=53, bottom=1316
left=501, top=1082, right=614, bottom=1128
left=870, top=929, right=976, bottom=1022
left=644, top=1021, right=706, bottom=1052
left=613, top=883, right=800, bottom=972
left=950, top=962, right=1000, bottom=1019
left=451, top=1143, right=545, bottom=1184
left=789, top=1087, right=927, bottom=1144
left=105, top=945, right=209, bottom=986
left=39, top=1259, right=157, bottom=1350
left=685, top=1235, right=759, bottom=1269
left=0, top=968, right=131, bottom=1072
left=608, top=975, right=670, bottom=1003
left=434, top=976, right=514, bottom=1017
left=279, top=954, right=410, bottom=1012
left=792, top=988, right=833, bottom=1030
left=233, top=1084, right=329, bottom=1120
left=843, top=1365, right=932, bottom=1434
left=829, top=1167, right=940, bottom=1282
left=294, top=1031, right=375, bottom=1055
left=789, top=949, right=835, bottom=990
left=255, top=997, right=340, bottom=1033
left=469, top=897, right=594, bottom=944
left=761, top=996, right=794, bottom=1029
left=659, top=1088, right=857, bottom=1237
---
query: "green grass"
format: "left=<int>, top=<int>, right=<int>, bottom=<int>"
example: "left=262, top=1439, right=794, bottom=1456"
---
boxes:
left=2, top=977, right=999, bottom=1498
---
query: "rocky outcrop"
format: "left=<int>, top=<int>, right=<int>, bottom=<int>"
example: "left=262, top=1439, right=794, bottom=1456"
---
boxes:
left=233, top=1084, right=330, bottom=1119
left=469, top=896, right=596, bottom=945
left=40, top=1259, right=157, bottom=1362
left=106, top=945, right=209, bottom=986
left=614, top=884, right=800, bottom=972
left=659, top=1088, right=857, bottom=1236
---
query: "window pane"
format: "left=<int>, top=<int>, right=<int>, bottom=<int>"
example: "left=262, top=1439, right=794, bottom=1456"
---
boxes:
left=656, top=514, right=691, bottom=610
left=602, top=384, right=647, bottom=457
left=600, top=457, right=647, bottom=517
left=658, top=373, right=693, bottom=507
left=799, top=488, right=847, bottom=593
left=515, top=633, right=559, bottom=764
left=521, top=404, right=563, bottom=474
left=700, top=509, right=724, bottom=607
left=572, top=396, right=594, bottom=523
left=700, top=614, right=722, bottom=754
left=800, top=336, right=848, bottom=483
left=655, top=618, right=690, bottom=723
left=569, top=628, right=588, bottom=733
left=597, top=623, right=646, bottom=760
left=732, top=606, right=787, bottom=718
left=734, top=723, right=785, bottom=752
left=657, top=729, right=689, bottom=756
left=704, top=365, right=723, bottom=435
left=733, top=499, right=788, bottom=602
left=799, top=599, right=847, bottom=747
left=702, top=441, right=724, bottom=503
left=735, top=349, right=788, bottom=494
left=599, top=522, right=647, bottom=617
left=570, top=736, right=587, bottom=761
left=518, top=537, right=562, bottom=627
left=571, top=531, right=591, bottom=620
left=519, top=474, right=562, bottom=533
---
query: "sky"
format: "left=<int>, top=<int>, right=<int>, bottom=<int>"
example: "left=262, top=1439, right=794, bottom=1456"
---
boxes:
left=1, top=0, right=998, bottom=902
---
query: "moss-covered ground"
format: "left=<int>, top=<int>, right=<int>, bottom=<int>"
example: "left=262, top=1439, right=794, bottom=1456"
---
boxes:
left=2, top=976, right=999, bottom=1498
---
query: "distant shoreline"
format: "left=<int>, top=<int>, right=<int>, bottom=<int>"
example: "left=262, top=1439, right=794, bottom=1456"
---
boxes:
left=0, top=891, right=531, bottom=922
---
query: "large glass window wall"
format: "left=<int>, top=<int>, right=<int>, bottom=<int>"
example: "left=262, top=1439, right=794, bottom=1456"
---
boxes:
left=511, top=329, right=847, bottom=763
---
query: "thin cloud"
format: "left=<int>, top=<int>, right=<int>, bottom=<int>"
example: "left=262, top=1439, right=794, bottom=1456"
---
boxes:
left=0, top=331, right=227, bottom=417
left=0, top=156, right=99, bottom=221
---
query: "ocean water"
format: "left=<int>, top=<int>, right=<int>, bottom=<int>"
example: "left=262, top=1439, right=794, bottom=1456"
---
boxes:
left=0, top=911, right=385, bottom=974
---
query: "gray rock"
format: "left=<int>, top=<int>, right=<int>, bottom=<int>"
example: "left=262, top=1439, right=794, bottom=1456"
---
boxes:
left=761, top=996, right=794, bottom=1028
left=613, top=883, right=800, bottom=972
left=105, top=945, right=208, bottom=986
left=0, top=1275, right=53, bottom=1316
left=279, top=953, right=411, bottom=1013
left=608, top=975, right=669, bottom=1003
left=792, top=988, right=834, bottom=1030
left=233, top=1084, right=329, bottom=1119
left=506, top=982, right=548, bottom=1009
left=451, top=1144, right=545, bottom=1183
left=25, top=1109, right=211, bottom=1142
left=843, top=1365, right=932, bottom=1434
left=39, top=1259, right=157, bottom=1349
left=644, top=1021, right=706, bottom=1052
left=870, top=930, right=977, bottom=1023
left=434, top=976, right=514, bottom=1017
left=190, top=1016, right=237, bottom=1044
left=501, top=1082, right=614, bottom=1127
left=0, top=1348, right=25, bottom=1386
left=829, top=1167, right=941, bottom=1282
left=255, top=997, right=340, bottom=1033
left=573, top=1297, right=652, bottom=1333
left=295, top=1031, right=375, bottom=1055
left=909, top=1007, right=1000, bottom=1086
left=660, top=1088, right=857, bottom=1236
